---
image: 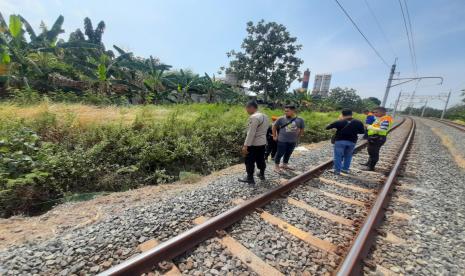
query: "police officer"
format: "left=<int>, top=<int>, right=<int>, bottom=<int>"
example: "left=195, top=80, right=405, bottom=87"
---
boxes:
left=361, top=107, right=393, bottom=171
left=238, top=101, right=269, bottom=185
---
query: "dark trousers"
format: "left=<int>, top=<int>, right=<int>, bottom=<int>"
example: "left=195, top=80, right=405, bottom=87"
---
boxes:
left=265, top=140, right=277, bottom=160
left=245, top=145, right=266, bottom=178
left=275, top=141, right=296, bottom=165
left=367, top=136, right=386, bottom=169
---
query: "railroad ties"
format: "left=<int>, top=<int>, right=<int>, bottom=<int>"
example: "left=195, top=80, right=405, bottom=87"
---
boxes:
left=99, top=117, right=416, bottom=276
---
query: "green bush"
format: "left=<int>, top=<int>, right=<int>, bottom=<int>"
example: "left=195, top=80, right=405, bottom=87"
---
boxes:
left=0, top=103, right=356, bottom=217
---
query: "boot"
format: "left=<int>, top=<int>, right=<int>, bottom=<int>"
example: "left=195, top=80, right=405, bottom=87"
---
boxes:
left=360, top=165, right=375, bottom=171
left=238, top=176, right=255, bottom=185
left=257, top=171, right=265, bottom=181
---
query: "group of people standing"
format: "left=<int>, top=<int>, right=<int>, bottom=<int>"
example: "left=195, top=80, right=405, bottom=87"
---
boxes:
left=239, top=102, right=304, bottom=184
left=239, top=101, right=392, bottom=185
left=326, top=107, right=392, bottom=174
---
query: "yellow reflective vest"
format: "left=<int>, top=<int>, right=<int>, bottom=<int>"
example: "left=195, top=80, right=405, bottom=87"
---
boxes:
left=367, top=115, right=393, bottom=136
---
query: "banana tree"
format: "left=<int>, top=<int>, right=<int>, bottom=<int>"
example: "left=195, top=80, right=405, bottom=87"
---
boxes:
left=95, top=51, right=138, bottom=95
left=0, top=13, right=101, bottom=90
left=164, top=69, right=203, bottom=103
left=199, top=73, right=236, bottom=103
left=0, top=13, right=41, bottom=89
left=142, top=56, right=176, bottom=104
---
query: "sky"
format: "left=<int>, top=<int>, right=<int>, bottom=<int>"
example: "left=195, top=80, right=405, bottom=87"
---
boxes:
left=1, top=0, right=464, bottom=108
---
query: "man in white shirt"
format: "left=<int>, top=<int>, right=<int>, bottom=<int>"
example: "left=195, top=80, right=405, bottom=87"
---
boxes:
left=238, top=101, right=269, bottom=185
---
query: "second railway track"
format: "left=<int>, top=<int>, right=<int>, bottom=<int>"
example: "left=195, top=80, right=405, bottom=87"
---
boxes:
left=428, top=118, right=465, bottom=132
left=100, top=117, right=415, bottom=276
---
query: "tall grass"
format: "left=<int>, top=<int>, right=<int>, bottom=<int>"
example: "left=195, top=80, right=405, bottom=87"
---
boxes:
left=0, top=102, right=359, bottom=217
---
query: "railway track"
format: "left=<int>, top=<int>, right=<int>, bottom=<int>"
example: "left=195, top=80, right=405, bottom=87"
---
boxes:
left=100, top=117, right=415, bottom=276
left=429, top=118, right=465, bottom=132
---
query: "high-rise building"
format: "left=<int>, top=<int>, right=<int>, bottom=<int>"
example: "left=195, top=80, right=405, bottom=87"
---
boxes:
left=301, top=69, right=311, bottom=90
left=312, top=74, right=332, bottom=97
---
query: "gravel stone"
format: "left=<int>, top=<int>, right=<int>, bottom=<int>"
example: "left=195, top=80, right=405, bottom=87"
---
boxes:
left=365, top=118, right=465, bottom=275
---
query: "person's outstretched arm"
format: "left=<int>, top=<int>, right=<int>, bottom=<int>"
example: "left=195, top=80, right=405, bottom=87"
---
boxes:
left=326, top=121, right=337, bottom=130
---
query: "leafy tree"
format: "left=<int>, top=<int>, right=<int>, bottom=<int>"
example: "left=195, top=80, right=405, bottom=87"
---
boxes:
left=199, top=73, right=234, bottom=103
left=226, top=20, right=303, bottom=103
left=361, top=97, right=381, bottom=111
left=328, top=87, right=363, bottom=112
left=164, top=69, right=203, bottom=103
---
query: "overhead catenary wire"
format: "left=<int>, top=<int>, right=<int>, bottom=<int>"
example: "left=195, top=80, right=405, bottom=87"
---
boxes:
left=363, top=0, right=397, bottom=59
left=398, top=0, right=417, bottom=76
left=333, top=0, right=390, bottom=68
left=403, top=0, right=418, bottom=76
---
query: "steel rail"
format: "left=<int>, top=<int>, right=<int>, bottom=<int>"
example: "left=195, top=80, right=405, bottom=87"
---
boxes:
left=99, top=117, right=406, bottom=276
left=430, top=118, right=465, bottom=132
left=337, top=117, right=415, bottom=275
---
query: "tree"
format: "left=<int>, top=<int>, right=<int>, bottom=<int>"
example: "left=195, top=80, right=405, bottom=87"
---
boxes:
left=226, top=20, right=303, bottom=103
left=361, top=97, right=381, bottom=111
left=164, top=69, right=203, bottom=103
left=199, top=73, right=235, bottom=103
left=328, top=87, right=363, bottom=112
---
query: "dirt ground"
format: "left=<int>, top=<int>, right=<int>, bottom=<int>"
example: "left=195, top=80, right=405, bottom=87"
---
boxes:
left=0, top=141, right=326, bottom=251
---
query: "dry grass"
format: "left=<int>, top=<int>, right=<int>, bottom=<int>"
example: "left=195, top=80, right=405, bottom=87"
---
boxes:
left=452, top=119, right=465, bottom=126
left=0, top=102, right=174, bottom=128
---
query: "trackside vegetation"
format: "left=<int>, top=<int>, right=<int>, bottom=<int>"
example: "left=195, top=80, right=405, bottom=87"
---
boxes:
left=0, top=102, right=363, bottom=217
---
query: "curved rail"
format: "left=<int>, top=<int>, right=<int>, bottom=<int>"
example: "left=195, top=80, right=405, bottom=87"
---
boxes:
left=99, top=117, right=407, bottom=276
left=430, top=118, right=465, bottom=132
left=337, top=118, right=415, bottom=275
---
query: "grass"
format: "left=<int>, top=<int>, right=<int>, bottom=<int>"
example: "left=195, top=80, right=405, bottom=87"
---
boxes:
left=452, top=119, right=465, bottom=126
left=0, top=102, right=362, bottom=131
left=0, top=101, right=366, bottom=217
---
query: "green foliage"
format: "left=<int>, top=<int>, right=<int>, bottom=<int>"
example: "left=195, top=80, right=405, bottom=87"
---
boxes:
left=328, top=87, right=363, bottom=111
left=446, top=104, right=465, bottom=121
left=9, top=88, right=43, bottom=105
left=8, top=15, right=23, bottom=38
left=226, top=20, right=303, bottom=103
left=0, top=126, right=57, bottom=217
left=0, top=103, right=349, bottom=217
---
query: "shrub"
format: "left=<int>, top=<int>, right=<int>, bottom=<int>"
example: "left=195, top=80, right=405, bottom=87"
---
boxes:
left=0, top=102, right=360, bottom=217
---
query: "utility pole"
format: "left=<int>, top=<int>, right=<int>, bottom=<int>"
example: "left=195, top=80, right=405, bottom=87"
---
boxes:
left=421, top=100, right=428, bottom=117
left=381, top=59, right=397, bottom=107
left=440, top=90, right=452, bottom=119
left=392, top=90, right=402, bottom=119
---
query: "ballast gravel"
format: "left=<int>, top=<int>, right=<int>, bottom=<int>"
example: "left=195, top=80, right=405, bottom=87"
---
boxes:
left=365, top=118, right=465, bottom=275
left=0, top=139, right=336, bottom=275
left=0, top=119, right=409, bottom=275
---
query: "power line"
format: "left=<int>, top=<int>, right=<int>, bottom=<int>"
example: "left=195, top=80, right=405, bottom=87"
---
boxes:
left=398, top=0, right=417, bottom=76
left=363, top=0, right=397, bottom=58
left=403, top=0, right=418, bottom=76
left=333, top=0, right=390, bottom=68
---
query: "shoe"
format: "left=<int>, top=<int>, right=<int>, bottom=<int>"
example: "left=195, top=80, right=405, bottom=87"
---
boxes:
left=256, top=172, right=265, bottom=180
left=360, top=166, right=375, bottom=171
left=273, top=167, right=283, bottom=174
left=238, top=177, right=255, bottom=185
left=281, top=165, right=295, bottom=171
left=341, top=170, right=350, bottom=174
left=329, top=169, right=340, bottom=175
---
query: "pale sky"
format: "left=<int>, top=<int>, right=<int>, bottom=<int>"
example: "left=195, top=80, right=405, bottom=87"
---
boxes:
left=2, top=0, right=464, bottom=108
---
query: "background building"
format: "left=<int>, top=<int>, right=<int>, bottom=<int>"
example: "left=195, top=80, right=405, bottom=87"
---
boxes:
left=312, top=73, right=332, bottom=97
left=301, top=69, right=311, bottom=90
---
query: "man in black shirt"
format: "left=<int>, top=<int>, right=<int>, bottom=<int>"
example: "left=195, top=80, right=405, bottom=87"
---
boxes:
left=326, top=109, right=365, bottom=174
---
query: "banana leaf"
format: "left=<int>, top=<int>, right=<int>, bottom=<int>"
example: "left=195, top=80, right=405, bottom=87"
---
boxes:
left=9, top=15, right=22, bottom=39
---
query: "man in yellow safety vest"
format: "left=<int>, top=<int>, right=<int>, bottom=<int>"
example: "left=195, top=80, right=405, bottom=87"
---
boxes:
left=360, top=106, right=393, bottom=171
